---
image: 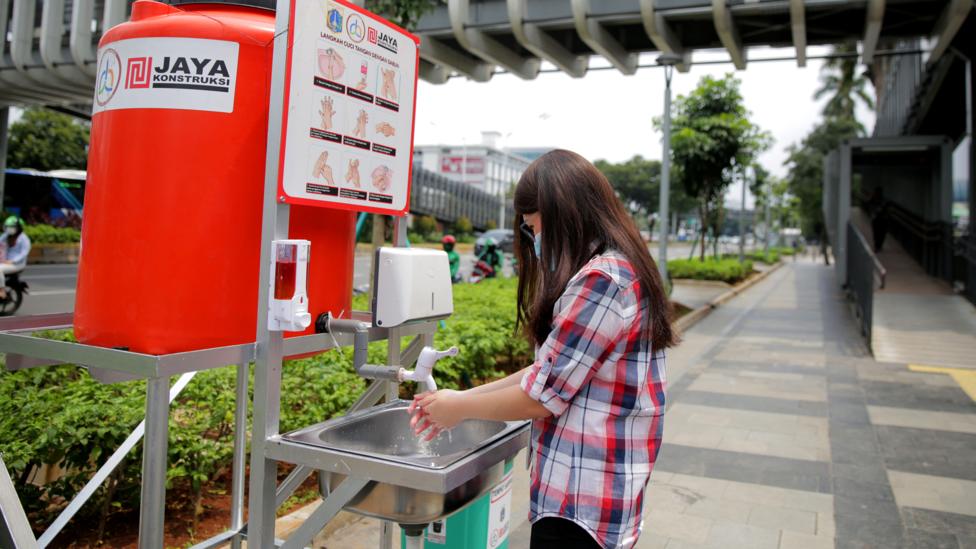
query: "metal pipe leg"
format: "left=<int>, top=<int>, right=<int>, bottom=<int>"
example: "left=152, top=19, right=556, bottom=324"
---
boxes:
left=138, top=376, right=170, bottom=549
left=229, top=363, right=249, bottom=549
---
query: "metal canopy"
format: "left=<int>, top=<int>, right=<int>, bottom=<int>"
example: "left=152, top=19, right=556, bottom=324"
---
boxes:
left=0, top=0, right=968, bottom=105
left=412, top=0, right=963, bottom=83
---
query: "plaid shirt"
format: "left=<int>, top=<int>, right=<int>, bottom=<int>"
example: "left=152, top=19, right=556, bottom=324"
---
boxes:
left=520, top=250, right=667, bottom=548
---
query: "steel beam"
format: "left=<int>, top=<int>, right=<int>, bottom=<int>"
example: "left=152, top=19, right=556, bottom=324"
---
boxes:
left=712, top=0, right=746, bottom=70
left=137, top=376, right=171, bottom=549
left=639, top=0, right=690, bottom=73
left=927, top=0, right=973, bottom=67
left=0, top=455, right=38, bottom=549
left=420, top=37, right=494, bottom=82
left=508, top=0, right=586, bottom=77
left=449, top=0, right=540, bottom=79
left=862, top=0, right=885, bottom=65
left=571, top=0, right=638, bottom=75
left=788, top=0, right=806, bottom=67
left=419, top=59, right=451, bottom=84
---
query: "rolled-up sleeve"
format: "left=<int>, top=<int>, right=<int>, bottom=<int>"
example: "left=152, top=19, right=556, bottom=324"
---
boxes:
left=521, top=270, right=626, bottom=417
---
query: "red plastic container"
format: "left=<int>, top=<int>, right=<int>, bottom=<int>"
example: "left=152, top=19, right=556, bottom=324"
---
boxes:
left=75, top=0, right=355, bottom=355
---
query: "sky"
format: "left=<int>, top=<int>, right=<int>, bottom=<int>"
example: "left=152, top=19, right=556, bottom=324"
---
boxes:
left=413, top=45, right=876, bottom=208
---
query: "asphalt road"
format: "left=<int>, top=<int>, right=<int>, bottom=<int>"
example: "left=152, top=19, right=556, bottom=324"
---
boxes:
left=13, top=243, right=715, bottom=316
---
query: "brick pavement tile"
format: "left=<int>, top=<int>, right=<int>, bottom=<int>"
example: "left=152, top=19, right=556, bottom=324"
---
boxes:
left=779, top=530, right=835, bottom=549
left=747, top=503, right=817, bottom=534
left=877, top=427, right=976, bottom=482
left=634, top=533, right=670, bottom=549
left=704, top=520, right=780, bottom=549
left=683, top=497, right=752, bottom=522
left=644, top=508, right=713, bottom=544
left=832, top=515, right=907, bottom=548
left=901, top=507, right=976, bottom=539
left=817, top=512, right=836, bottom=537
left=861, top=379, right=975, bottom=414
left=867, top=406, right=976, bottom=435
left=666, top=473, right=730, bottom=499
left=689, top=372, right=827, bottom=403
left=905, top=528, right=963, bottom=549
left=678, top=390, right=827, bottom=417
left=662, top=540, right=709, bottom=549
left=656, top=445, right=831, bottom=494
left=888, top=471, right=976, bottom=517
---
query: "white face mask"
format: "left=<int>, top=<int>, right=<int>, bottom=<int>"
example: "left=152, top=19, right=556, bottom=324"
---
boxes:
left=5, top=227, right=17, bottom=236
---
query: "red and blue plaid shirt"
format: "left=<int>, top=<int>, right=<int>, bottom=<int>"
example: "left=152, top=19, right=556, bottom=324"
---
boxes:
left=520, top=250, right=667, bottom=548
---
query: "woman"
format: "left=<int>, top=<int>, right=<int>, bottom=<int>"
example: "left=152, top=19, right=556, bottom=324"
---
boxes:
left=0, top=216, right=31, bottom=300
left=409, top=150, right=676, bottom=548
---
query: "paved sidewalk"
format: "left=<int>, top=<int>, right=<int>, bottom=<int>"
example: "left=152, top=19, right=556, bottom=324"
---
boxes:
left=320, top=262, right=976, bottom=548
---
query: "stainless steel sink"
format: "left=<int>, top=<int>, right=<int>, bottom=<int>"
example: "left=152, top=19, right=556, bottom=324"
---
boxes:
left=277, top=400, right=528, bottom=524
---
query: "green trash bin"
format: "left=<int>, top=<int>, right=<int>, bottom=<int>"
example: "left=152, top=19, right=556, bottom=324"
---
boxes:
left=401, top=460, right=515, bottom=548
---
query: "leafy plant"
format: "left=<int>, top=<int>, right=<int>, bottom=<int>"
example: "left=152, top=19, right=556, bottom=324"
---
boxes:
left=667, top=258, right=754, bottom=283
left=24, top=224, right=82, bottom=244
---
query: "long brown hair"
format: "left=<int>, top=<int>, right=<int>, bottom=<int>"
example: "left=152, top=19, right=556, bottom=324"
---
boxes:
left=513, top=149, right=677, bottom=351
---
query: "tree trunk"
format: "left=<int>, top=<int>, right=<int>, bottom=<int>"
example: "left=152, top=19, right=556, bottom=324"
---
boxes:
left=698, top=204, right=708, bottom=261
left=96, top=466, right=123, bottom=543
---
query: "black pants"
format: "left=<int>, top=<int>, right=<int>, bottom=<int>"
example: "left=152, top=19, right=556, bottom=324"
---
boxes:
left=530, top=517, right=602, bottom=549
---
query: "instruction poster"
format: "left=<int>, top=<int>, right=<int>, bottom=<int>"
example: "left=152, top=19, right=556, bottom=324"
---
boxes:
left=278, top=0, right=420, bottom=215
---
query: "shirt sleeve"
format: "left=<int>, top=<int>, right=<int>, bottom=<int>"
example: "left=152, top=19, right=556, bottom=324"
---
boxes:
left=520, top=269, right=627, bottom=417
left=7, top=235, right=30, bottom=265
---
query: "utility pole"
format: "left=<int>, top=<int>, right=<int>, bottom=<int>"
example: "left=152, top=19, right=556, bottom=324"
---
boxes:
left=764, top=175, right=772, bottom=253
left=656, top=54, right=681, bottom=284
left=738, top=166, right=747, bottom=263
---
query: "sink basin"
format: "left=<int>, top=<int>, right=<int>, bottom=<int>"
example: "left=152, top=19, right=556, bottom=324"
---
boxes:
left=278, top=400, right=528, bottom=524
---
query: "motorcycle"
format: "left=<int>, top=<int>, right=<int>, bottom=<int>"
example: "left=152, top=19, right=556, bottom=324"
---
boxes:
left=0, top=271, right=29, bottom=315
left=468, top=260, right=495, bottom=284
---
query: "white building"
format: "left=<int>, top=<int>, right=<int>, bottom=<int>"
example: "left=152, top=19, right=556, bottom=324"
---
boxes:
left=413, top=132, right=537, bottom=197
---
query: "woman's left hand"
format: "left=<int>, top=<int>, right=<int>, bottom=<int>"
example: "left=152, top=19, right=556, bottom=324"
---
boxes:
left=408, top=390, right=464, bottom=440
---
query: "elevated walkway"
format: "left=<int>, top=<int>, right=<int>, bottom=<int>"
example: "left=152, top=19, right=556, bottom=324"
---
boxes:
left=851, top=207, right=976, bottom=369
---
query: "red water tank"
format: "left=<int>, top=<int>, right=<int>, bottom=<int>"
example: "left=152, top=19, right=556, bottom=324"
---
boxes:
left=75, top=0, right=355, bottom=355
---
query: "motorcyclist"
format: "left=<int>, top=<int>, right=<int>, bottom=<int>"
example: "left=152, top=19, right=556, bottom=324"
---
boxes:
left=0, top=216, right=31, bottom=300
left=476, top=237, right=503, bottom=279
left=442, top=235, right=462, bottom=284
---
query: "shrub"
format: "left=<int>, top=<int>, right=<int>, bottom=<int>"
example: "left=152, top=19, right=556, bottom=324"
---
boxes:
left=24, top=224, right=81, bottom=244
left=454, top=216, right=473, bottom=236
left=414, top=215, right=438, bottom=240
left=667, top=258, right=754, bottom=284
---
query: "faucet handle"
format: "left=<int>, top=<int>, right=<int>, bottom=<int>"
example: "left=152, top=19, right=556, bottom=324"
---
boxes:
left=434, top=346, right=459, bottom=359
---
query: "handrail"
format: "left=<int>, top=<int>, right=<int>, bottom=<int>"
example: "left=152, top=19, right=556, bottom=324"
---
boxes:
left=887, top=202, right=947, bottom=242
left=849, top=222, right=887, bottom=289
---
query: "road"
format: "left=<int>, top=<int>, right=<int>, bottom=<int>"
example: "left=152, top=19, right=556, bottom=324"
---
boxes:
left=12, top=242, right=719, bottom=316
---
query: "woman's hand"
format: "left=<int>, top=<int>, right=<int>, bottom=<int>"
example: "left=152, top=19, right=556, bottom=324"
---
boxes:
left=408, top=390, right=464, bottom=441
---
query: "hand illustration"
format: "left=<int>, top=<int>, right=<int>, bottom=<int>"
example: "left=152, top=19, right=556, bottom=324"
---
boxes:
left=318, top=96, right=335, bottom=130
left=354, top=77, right=368, bottom=91
left=313, top=151, right=335, bottom=184
left=345, top=158, right=361, bottom=188
left=353, top=109, right=368, bottom=139
left=355, top=62, right=368, bottom=91
left=374, top=122, right=396, bottom=137
left=371, top=165, right=392, bottom=193
left=317, top=48, right=345, bottom=81
left=379, top=68, right=397, bottom=102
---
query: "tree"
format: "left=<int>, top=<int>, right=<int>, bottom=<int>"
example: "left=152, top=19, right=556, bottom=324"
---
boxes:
left=6, top=107, right=90, bottom=171
left=814, top=42, right=875, bottom=132
left=595, top=155, right=697, bottom=228
left=366, top=0, right=439, bottom=28
left=784, top=117, right=862, bottom=235
left=667, top=74, right=772, bottom=259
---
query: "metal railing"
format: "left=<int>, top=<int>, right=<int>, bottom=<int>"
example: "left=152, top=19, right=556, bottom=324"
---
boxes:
left=955, top=231, right=976, bottom=306
left=410, top=166, right=514, bottom=230
left=847, top=222, right=887, bottom=346
left=887, top=202, right=954, bottom=281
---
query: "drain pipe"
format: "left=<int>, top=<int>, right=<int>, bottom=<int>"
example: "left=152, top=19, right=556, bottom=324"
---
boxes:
left=317, top=314, right=400, bottom=381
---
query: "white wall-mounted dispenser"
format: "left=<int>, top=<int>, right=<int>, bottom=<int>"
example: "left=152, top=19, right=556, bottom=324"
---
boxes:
left=371, top=247, right=453, bottom=328
left=268, top=239, right=311, bottom=332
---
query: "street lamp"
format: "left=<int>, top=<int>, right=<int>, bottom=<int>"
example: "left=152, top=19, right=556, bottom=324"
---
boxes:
left=656, top=52, right=682, bottom=285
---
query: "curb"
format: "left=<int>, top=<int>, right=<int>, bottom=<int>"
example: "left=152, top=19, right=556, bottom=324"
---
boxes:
left=675, top=261, right=785, bottom=333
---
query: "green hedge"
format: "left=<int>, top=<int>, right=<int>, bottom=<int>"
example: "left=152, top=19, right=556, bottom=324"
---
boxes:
left=24, top=224, right=81, bottom=244
left=0, top=278, right=529, bottom=538
left=667, top=258, right=754, bottom=284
